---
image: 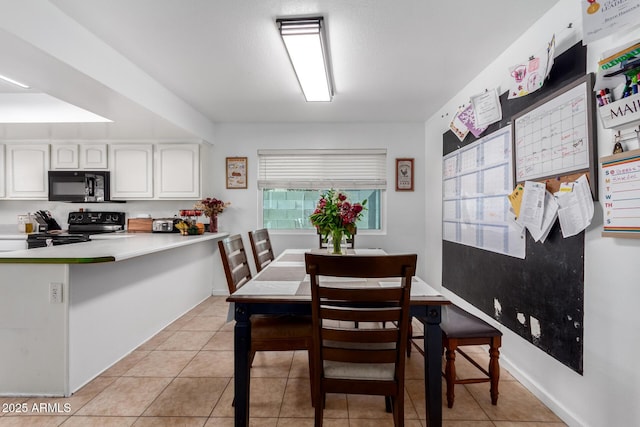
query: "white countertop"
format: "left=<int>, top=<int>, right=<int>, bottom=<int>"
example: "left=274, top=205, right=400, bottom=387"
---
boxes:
left=0, top=224, right=28, bottom=240
left=0, top=231, right=229, bottom=263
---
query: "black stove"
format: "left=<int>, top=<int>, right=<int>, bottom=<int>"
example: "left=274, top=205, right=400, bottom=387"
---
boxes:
left=27, top=211, right=125, bottom=249
left=67, top=211, right=126, bottom=234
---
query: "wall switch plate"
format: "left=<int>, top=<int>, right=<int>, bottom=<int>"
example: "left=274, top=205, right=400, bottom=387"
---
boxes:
left=50, top=283, right=63, bottom=304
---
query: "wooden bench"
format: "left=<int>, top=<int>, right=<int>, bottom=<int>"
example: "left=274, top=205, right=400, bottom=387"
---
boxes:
left=440, top=305, right=502, bottom=408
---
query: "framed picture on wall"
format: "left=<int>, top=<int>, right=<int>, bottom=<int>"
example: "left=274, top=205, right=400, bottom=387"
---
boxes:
left=226, top=157, right=248, bottom=189
left=395, top=158, right=414, bottom=191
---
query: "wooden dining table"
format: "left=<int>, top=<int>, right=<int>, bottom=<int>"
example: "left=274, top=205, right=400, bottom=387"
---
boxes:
left=226, top=248, right=450, bottom=427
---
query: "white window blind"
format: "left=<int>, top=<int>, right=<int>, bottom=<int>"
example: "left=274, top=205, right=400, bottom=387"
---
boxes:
left=258, top=149, right=387, bottom=190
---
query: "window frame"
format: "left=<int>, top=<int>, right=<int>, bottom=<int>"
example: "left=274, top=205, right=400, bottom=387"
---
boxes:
left=257, top=148, right=388, bottom=234
left=257, top=189, right=387, bottom=235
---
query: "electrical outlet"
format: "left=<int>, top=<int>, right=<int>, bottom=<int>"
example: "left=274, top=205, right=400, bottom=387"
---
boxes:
left=50, top=283, right=63, bottom=304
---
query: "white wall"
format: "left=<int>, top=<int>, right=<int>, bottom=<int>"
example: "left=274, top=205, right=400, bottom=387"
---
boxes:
left=0, top=123, right=426, bottom=295
left=424, top=1, right=640, bottom=426
left=207, top=122, right=427, bottom=290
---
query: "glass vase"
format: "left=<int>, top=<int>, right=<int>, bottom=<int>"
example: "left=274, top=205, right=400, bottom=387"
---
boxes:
left=329, top=229, right=345, bottom=255
left=208, top=214, right=218, bottom=233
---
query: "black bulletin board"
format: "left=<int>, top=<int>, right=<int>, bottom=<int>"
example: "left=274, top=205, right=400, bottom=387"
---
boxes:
left=442, top=42, right=587, bottom=374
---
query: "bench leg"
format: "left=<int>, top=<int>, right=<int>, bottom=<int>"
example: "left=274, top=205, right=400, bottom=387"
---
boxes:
left=444, top=340, right=457, bottom=408
left=489, top=337, right=501, bottom=405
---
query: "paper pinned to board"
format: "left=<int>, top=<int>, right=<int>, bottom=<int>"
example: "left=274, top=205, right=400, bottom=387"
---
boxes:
left=449, top=108, right=470, bottom=142
left=470, top=88, right=502, bottom=128
left=526, top=190, right=558, bottom=243
left=456, top=103, right=488, bottom=138
left=518, top=181, right=546, bottom=229
left=508, top=184, right=525, bottom=217
left=555, top=174, right=594, bottom=238
left=508, top=34, right=555, bottom=99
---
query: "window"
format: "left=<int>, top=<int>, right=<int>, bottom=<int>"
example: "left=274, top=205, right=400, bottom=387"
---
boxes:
left=258, top=149, right=386, bottom=231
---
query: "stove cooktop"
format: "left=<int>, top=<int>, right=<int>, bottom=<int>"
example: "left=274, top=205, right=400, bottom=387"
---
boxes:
left=27, top=211, right=126, bottom=249
left=67, top=211, right=125, bottom=233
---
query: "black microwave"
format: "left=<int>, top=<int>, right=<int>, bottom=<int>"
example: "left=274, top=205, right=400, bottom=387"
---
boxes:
left=48, top=171, right=111, bottom=202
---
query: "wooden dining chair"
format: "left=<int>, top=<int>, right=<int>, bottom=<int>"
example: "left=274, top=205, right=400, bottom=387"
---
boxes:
left=218, top=235, right=315, bottom=403
left=248, top=228, right=275, bottom=273
left=317, top=228, right=356, bottom=249
left=305, top=253, right=416, bottom=427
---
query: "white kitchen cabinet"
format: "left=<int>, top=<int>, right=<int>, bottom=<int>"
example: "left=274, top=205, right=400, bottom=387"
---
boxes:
left=155, top=143, right=200, bottom=199
left=80, top=143, right=108, bottom=169
left=109, top=144, right=153, bottom=199
left=51, top=143, right=108, bottom=169
left=5, top=144, right=50, bottom=199
left=51, top=144, right=79, bottom=169
left=0, top=144, right=5, bottom=198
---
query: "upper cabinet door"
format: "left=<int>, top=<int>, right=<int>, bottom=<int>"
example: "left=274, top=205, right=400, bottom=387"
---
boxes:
left=6, top=144, right=50, bottom=199
left=109, top=144, right=153, bottom=199
left=155, top=143, right=200, bottom=199
left=0, top=144, right=5, bottom=198
left=80, top=144, right=108, bottom=169
left=51, top=144, right=79, bottom=169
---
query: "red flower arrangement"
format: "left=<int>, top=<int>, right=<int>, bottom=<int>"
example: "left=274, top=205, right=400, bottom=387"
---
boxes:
left=309, top=189, right=366, bottom=253
left=194, top=197, right=230, bottom=218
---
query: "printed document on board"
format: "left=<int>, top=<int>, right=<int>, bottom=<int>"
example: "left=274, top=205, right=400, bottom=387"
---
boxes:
left=527, top=190, right=558, bottom=243
left=555, top=174, right=594, bottom=238
left=518, top=181, right=546, bottom=229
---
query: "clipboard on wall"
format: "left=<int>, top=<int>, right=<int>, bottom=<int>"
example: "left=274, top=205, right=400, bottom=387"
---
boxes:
left=512, top=73, right=598, bottom=200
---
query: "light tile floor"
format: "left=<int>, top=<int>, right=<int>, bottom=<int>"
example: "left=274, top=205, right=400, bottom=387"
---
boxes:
left=0, top=296, right=566, bottom=426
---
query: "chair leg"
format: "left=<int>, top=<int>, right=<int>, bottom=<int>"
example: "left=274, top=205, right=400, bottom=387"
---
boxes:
left=307, top=349, right=316, bottom=408
left=489, top=337, right=501, bottom=405
left=385, top=395, right=392, bottom=413
left=393, top=394, right=404, bottom=427
left=444, top=341, right=457, bottom=408
left=314, top=393, right=324, bottom=427
left=407, top=322, right=413, bottom=357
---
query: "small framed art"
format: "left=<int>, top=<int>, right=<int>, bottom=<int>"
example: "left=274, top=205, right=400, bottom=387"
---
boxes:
left=226, top=157, right=248, bottom=189
left=395, top=158, right=414, bottom=191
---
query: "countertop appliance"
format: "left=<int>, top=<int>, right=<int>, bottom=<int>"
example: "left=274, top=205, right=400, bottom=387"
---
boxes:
left=48, top=170, right=111, bottom=202
left=27, top=211, right=125, bottom=249
left=152, top=218, right=180, bottom=233
left=33, top=210, right=62, bottom=232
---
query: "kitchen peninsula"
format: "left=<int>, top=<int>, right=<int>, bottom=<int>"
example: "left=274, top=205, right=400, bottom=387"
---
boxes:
left=0, top=232, right=228, bottom=397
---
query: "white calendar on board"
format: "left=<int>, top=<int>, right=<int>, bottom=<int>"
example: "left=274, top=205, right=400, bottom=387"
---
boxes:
left=442, top=125, right=525, bottom=259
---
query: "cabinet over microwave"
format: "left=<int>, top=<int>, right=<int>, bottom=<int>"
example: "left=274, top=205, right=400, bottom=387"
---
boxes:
left=48, top=171, right=111, bottom=202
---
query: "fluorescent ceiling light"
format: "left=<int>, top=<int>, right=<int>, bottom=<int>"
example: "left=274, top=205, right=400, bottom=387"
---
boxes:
left=277, top=17, right=334, bottom=102
left=0, top=74, right=30, bottom=89
left=0, top=93, right=112, bottom=123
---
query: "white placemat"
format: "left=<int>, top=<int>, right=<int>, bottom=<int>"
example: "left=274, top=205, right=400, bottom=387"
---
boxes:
left=233, top=281, right=301, bottom=296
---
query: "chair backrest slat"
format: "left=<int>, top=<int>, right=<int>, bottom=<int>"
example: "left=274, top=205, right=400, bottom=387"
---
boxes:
left=324, top=347, right=398, bottom=364
left=319, top=306, right=402, bottom=323
left=322, top=327, right=399, bottom=344
left=319, top=286, right=406, bottom=302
